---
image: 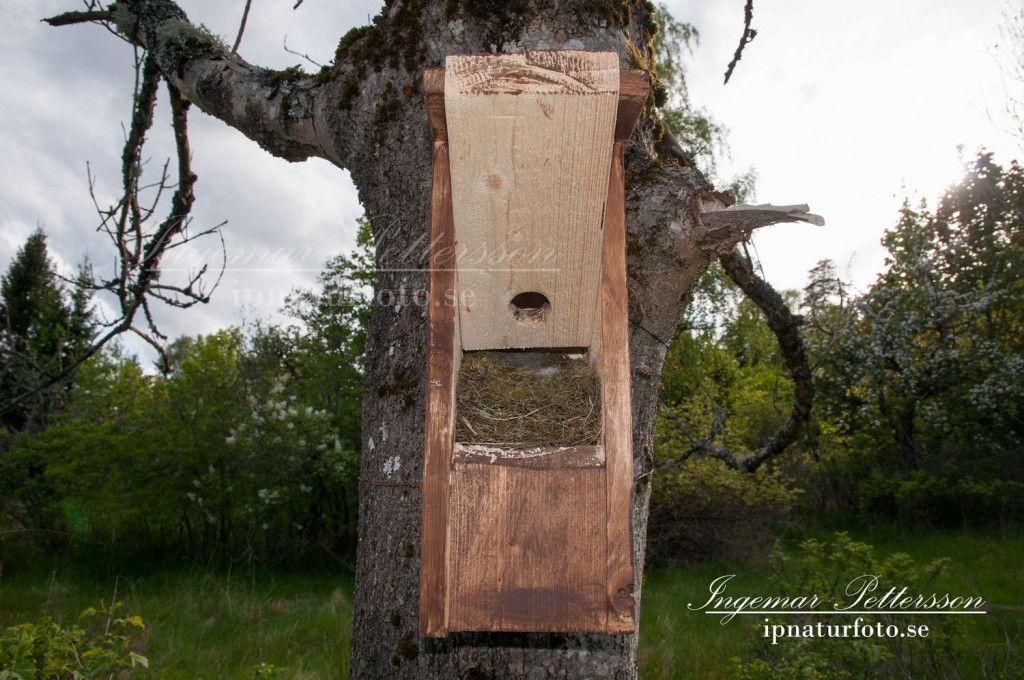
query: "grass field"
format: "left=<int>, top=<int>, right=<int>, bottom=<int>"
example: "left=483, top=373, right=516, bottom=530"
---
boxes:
left=0, top=566, right=352, bottom=679
left=638, top=526, right=1024, bottom=679
left=1, top=528, right=1020, bottom=678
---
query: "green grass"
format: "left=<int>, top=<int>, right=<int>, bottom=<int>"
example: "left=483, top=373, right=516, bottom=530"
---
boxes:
left=638, top=563, right=758, bottom=680
left=638, top=525, right=1024, bottom=679
left=0, top=565, right=352, bottom=679
left=816, top=525, right=1024, bottom=678
left=1, top=527, right=1020, bottom=679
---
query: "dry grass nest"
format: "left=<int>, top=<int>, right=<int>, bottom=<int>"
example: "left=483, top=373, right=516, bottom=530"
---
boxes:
left=455, top=351, right=601, bottom=447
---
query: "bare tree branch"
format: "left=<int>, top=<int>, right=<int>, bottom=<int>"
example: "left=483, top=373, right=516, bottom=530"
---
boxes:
left=0, top=46, right=225, bottom=419
left=43, top=10, right=113, bottom=26
left=45, top=0, right=345, bottom=165
left=283, top=35, right=324, bottom=69
left=231, top=0, right=253, bottom=54
left=655, top=246, right=815, bottom=473
left=656, top=399, right=741, bottom=468
left=699, top=203, right=824, bottom=253
left=719, top=247, right=814, bottom=472
left=724, top=0, right=756, bottom=84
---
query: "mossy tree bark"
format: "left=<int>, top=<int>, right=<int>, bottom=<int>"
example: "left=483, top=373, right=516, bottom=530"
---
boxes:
left=48, top=1, right=815, bottom=677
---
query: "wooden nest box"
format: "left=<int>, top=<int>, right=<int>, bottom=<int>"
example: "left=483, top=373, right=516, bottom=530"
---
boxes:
left=420, top=51, right=649, bottom=637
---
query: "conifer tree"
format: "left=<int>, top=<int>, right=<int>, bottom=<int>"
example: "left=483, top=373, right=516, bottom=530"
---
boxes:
left=0, top=229, right=94, bottom=431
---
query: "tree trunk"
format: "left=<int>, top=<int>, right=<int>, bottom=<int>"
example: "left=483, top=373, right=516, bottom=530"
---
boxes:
left=345, top=8, right=715, bottom=678
left=48, top=1, right=815, bottom=677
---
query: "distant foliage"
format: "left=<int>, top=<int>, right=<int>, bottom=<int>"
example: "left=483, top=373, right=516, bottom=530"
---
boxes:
left=657, top=263, right=798, bottom=466
left=650, top=153, right=1024, bottom=565
left=0, top=224, right=372, bottom=566
left=650, top=263, right=801, bottom=562
left=647, top=458, right=796, bottom=564
left=808, top=153, right=1024, bottom=525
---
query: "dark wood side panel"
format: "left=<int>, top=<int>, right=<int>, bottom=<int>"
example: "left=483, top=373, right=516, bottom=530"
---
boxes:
left=601, top=141, right=636, bottom=634
left=615, top=70, right=649, bottom=142
left=420, top=69, right=456, bottom=638
left=447, top=464, right=607, bottom=632
left=423, top=68, right=447, bottom=142
left=600, top=71, right=648, bottom=634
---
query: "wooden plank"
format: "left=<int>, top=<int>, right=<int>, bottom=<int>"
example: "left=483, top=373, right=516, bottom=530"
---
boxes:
left=452, top=443, right=604, bottom=469
left=446, top=50, right=620, bottom=95
left=601, top=141, right=636, bottom=634
left=419, top=69, right=457, bottom=638
left=423, top=68, right=447, bottom=142
left=615, top=70, right=649, bottom=142
left=599, top=73, right=646, bottom=634
left=444, top=51, right=620, bottom=350
left=429, top=67, right=646, bottom=144
left=447, top=464, right=607, bottom=632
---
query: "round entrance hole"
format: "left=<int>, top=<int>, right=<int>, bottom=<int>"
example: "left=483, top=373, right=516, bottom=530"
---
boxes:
left=509, top=291, right=550, bottom=324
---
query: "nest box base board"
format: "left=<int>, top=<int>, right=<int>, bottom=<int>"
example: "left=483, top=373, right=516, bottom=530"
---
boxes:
left=419, top=53, right=649, bottom=637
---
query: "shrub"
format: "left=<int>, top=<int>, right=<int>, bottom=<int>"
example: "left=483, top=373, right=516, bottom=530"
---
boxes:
left=731, top=533, right=967, bottom=679
left=0, top=601, right=148, bottom=679
left=856, top=472, right=1024, bottom=528
left=646, top=458, right=797, bottom=564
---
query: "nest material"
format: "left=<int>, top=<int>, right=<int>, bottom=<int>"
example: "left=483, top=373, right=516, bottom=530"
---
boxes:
left=455, top=351, right=601, bottom=447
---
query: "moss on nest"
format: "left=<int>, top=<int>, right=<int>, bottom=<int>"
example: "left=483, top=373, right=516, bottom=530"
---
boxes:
left=455, top=351, right=601, bottom=447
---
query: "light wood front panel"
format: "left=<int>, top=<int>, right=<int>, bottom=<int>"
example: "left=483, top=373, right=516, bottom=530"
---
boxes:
left=444, top=52, right=619, bottom=350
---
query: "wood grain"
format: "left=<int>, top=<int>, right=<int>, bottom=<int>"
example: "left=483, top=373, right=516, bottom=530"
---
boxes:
left=601, top=141, right=636, bottom=634
left=444, top=51, right=619, bottom=350
left=615, top=70, right=649, bottom=142
left=447, top=463, right=607, bottom=632
left=452, top=443, right=604, bottom=469
left=600, top=70, right=647, bottom=634
left=422, top=54, right=647, bottom=637
left=423, top=68, right=447, bottom=142
left=419, top=69, right=457, bottom=638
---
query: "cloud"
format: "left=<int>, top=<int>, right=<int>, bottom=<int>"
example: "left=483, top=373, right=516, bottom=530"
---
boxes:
left=668, top=0, right=1018, bottom=294
left=3, top=0, right=1019, bottom=367
left=1, top=0, right=383, bottom=364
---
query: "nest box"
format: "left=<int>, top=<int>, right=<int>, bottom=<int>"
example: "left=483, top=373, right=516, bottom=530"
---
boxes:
left=420, top=51, right=649, bottom=637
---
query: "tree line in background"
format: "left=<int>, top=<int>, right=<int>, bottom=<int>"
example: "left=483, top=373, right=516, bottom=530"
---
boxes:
left=1, top=153, right=1022, bottom=568
left=0, top=224, right=372, bottom=567
left=650, top=151, right=1024, bottom=563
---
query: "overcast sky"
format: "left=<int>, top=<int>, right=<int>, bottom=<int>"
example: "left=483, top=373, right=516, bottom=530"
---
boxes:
left=1, top=0, right=1020, bottom=363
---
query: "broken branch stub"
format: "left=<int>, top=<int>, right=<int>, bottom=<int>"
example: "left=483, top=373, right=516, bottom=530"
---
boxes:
left=700, top=202, right=825, bottom=252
